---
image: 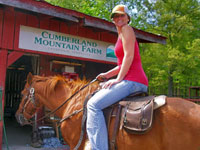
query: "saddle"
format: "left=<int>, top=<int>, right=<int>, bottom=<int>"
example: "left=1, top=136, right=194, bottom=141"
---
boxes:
left=120, top=94, right=155, bottom=133
left=74, top=91, right=166, bottom=150
left=103, top=92, right=166, bottom=150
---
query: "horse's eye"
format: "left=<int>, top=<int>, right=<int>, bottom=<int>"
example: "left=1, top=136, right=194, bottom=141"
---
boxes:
left=21, top=93, right=26, bottom=98
left=21, top=94, right=27, bottom=100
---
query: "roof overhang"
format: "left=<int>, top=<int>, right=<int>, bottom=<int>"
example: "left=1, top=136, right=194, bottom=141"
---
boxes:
left=0, top=0, right=167, bottom=44
left=0, top=0, right=78, bottom=23
left=84, top=18, right=166, bottom=44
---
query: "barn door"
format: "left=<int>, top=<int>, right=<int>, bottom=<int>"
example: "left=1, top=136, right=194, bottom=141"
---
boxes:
left=4, top=69, right=28, bottom=117
left=4, top=55, right=39, bottom=117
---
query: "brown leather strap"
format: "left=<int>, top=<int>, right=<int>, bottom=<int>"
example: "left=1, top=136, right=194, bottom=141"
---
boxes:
left=110, top=104, right=122, bottom=150
left=74, top=91, right=99, bottom=150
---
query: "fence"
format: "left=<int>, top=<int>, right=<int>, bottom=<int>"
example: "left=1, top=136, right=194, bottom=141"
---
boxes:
left=148, top=84, right=200, bottom=103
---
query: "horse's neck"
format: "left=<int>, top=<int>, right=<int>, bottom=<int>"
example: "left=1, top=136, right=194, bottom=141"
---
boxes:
left=41, top=80, right=99, bottom=119
left=39, top=83, right=70, bottom=118
left=63, top=82, right=99, bottom=118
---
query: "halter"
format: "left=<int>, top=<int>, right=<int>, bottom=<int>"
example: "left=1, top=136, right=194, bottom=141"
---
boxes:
left=17, top=86, right=38, bottom=125
left=25, top=87, right=35, bottom=106
left=22, top=87, right=35, bottom=108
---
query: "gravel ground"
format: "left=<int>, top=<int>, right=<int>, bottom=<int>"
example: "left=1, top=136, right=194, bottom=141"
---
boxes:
left=3, top=118, right=70, bottom=150
left=3, top=145, right=69, bottom=150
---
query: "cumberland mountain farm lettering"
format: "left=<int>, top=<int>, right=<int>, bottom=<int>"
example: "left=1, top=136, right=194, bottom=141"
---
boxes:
left=19, top=25, right=116, bottom=62
left=35, top=31, right=102, bottom=54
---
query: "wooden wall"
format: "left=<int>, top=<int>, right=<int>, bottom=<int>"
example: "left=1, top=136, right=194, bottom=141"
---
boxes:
left=0, top=6, right=117, bottom=51
left=0, top=6, right=117, bottom=77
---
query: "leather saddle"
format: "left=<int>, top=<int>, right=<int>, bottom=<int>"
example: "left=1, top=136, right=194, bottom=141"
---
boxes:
left=74, top=91, right=166, bottom=150
left=119, top=93, right=155, bottom=133
left=103, top=92, right=166, bottom=150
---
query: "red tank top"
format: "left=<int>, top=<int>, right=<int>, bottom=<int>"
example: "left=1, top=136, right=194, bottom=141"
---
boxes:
left=115, top=37, right=148, bottom=86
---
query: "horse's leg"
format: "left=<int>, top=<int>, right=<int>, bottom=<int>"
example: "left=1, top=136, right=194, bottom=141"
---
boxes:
left=61, top=120, right=87, bottom=150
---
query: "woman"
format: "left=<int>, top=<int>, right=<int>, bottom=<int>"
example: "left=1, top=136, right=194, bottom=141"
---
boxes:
left=86, top=4, right=148, bottom=150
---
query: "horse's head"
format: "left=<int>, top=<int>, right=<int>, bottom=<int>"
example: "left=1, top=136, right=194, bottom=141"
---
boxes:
left=15, top=73, right=43, bottom=126
left=15, top=72, right=73, bottom=126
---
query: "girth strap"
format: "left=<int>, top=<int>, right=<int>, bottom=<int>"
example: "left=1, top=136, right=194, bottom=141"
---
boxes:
left=110, top=104, right=122, bottom=150
left=73, top=95, right=90, bottom=150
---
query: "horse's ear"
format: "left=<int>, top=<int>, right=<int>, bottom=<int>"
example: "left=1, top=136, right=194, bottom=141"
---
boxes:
left=27, top=72, right=33, bottom=85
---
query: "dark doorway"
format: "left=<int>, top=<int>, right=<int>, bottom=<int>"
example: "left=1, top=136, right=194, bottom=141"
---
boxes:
left=4, top=55, right=33, bottom=117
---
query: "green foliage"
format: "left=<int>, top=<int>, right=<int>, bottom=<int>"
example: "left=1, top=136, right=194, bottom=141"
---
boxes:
left=45, top=0, right=113, bottom=20
left=137, top=0, right=200, bottom=96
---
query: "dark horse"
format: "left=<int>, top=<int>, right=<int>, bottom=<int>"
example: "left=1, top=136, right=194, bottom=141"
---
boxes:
left=16, top=73, right=200, bottom=150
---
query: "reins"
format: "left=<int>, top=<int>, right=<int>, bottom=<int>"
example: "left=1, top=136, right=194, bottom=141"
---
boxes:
left=59, top=108, right=83, bottom=124
left=27, top=78, right=98, bottom=125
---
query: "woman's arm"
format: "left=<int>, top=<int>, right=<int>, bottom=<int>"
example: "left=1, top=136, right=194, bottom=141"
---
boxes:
left=116, top=25, right=135, bottom=81
left=101, top=25, right=135, bottom=88
left=96, top=66, right=120, bottom=80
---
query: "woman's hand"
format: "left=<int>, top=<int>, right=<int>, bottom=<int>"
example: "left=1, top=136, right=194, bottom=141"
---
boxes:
left=102, top=79, right=121, bottom=89
left=96, top=73, right=108, bottom=82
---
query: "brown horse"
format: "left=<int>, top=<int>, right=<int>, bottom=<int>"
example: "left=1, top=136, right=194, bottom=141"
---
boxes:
left=15, top=73, right=200, bottom=150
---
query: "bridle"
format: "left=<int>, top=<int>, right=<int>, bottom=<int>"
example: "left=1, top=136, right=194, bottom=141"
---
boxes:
left=19, top=86, right=39, bottom=125
left=20, top=78, right=98, bottom=125
left=23, top=87, right=36, bottom=111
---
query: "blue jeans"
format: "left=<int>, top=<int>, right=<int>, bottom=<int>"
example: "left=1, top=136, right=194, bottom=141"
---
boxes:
left=86, top=80, right=148, bottom=150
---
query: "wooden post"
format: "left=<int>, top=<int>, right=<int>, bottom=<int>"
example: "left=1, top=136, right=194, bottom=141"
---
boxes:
left=0, top=49, right=8, bottom=150
left=7, top=51, right=24, bottom=67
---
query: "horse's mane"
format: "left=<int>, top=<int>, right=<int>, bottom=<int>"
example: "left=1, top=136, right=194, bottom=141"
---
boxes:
left=32, top=75, right=97, bottom=98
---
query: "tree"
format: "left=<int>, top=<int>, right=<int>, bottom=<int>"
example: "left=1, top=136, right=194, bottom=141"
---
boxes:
left=133, top=0, right=200, bottom=96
